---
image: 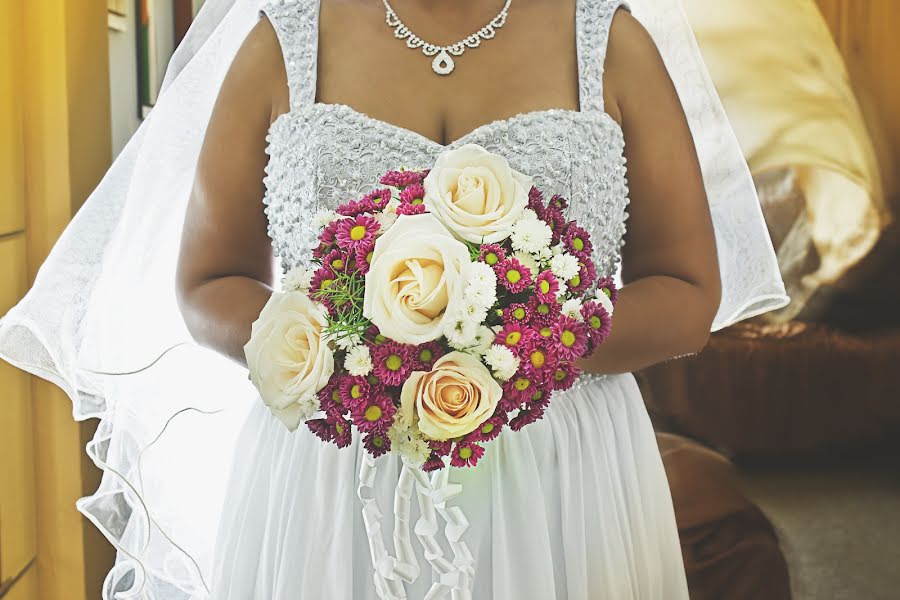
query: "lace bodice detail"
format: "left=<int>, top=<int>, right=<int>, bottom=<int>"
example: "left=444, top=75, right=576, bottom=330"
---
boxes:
left=260, top=0, right=631, bottom=279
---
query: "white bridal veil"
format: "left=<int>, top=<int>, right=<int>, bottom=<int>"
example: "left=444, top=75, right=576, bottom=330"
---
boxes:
left=0, top=0, right=788, bottom=597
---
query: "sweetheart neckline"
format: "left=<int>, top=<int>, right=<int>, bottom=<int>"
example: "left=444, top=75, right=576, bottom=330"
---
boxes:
left=268, top=101, right=625, bottom=149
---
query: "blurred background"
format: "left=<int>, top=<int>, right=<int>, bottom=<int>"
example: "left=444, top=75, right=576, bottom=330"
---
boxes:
left=0, top=1, right=897, bottom=599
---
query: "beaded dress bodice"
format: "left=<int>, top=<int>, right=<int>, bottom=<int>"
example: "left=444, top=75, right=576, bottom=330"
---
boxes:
left=260, top=0, right=631, bottom=279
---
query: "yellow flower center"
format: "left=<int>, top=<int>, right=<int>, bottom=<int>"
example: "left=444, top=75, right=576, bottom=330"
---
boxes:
left=514, top=377, right=531, bottom=391
left=332, top=390, right=341, bottom=403
left=513, top=307, right=526, bottom=320
left=321, top=279, right=334, bottom=291
left=335, top=422, right=345, bottom=435
left=459, top=447, right=473, bottom=460
left=485, top=252, right=500, bottom=266
left=531, top=390, right=544, bottom=402
left=539, top=327, right=552, bottom=338
left=530, top=350, right=545, bottom=368
left=365, top=405, right=383, bottom=422
left=350, top=225, right=367, bottom=241
left=505, top=331, right=522, bottom=345
left=365, top=251, right=374, bottom=264
left=590, top=316, right=602, bottom=330
left=331, top=258, right=344, bottom=270
left=537, top=303, right=550, bottom=315
left=385, top=354, right=403, bottom=371
left=411, top=198, right=424, bottom=205
left=561, top=330, right=576, bottom=347
left=506, top=269, right=522, bottom=284
left=373, top=436, right=385, bottom=448
left=554, top=369, right=567, bottom=381
left=481, top=423, right=495, bottom=434
left=419, top=348, right=433, bottom=362
left=350, top=384, right=363, bottom=399
left=602, top=288, right=612, bottom=298
left=374, top=334, right=387, bottom=344
left=573, top=237, right=584, bottom=251
left=569, top=275, right=581, bottom=288
left=539, top=279, right=551, bottom=294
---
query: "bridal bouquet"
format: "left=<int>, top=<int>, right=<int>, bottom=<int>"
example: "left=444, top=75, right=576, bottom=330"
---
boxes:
left=245, top=144, right=617, bottom=471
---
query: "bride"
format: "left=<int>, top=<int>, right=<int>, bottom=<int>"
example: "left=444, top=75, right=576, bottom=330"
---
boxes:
left=0, top=0, right=788, bottom=598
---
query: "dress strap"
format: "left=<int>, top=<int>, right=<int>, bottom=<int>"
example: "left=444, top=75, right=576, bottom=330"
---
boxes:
left=259, top=0, right=321, bottom=111
left=576, top=0, right=631, bottom=113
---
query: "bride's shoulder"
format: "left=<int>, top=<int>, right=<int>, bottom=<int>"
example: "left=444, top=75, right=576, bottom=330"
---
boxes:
left=222, top=16, right=290, bottom=120
left=602, top=7, right=675, bottom=122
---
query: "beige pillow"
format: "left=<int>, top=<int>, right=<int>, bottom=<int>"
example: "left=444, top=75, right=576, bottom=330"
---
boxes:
left=684, top=0, right=891, bottom=322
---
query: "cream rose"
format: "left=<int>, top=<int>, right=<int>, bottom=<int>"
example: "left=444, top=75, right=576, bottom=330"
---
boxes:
left=244, top=291, right=334, bottom=431
left=363, top=213, right=471, bottom=345
left=423, top=143, right=532, bottom=244
left=400, top=351, right=502, bottom=441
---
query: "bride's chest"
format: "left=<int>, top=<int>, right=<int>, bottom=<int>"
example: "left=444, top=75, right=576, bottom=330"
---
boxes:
left=261, top=102, right=631, bottom=279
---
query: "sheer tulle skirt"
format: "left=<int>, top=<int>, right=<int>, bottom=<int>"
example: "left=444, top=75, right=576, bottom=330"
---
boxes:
left=209, top=373, right=689, bottom=599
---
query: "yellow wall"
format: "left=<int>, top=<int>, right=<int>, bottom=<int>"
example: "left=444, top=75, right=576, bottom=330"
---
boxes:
left=1, top=1, right=115, bottom=599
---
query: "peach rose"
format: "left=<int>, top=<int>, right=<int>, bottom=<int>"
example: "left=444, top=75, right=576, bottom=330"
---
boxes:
left=423, top=143, right=532, bottom=244
left=244, top=291, right=334, bottom=431
left=400, top=351, right=502, bottom=441
left=363, top=213, right=471, bottom=345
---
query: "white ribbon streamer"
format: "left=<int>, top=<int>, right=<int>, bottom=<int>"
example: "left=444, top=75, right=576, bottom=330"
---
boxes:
left=357, top=452, right=474, bottom=600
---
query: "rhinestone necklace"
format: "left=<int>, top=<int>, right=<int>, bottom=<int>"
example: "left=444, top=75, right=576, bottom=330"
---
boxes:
left=381, top=0, right=513, bottom=75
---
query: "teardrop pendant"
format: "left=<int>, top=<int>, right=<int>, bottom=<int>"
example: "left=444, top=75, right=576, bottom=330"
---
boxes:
left=431, top=49, right=455, bottom=75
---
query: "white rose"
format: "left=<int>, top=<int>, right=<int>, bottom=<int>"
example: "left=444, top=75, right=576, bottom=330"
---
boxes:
left=423, top=143, right=531, bottom=243
left=400, top=351, right=503, bottom=441
left=244, top=291, right=334, bottom=431
left=363, top=213, right=471, bottom=344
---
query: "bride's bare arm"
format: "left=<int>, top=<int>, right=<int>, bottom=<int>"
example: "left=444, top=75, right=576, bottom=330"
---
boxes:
left=176, top=18, right=287, bottom=368
left=579, top=10, right=722, bottom=375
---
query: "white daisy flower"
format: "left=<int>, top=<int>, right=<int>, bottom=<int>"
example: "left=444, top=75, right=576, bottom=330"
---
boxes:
left=444, top=309, right=479, bottom=349
left=344, top=344, right=373, bottom=377
left=550, top=253, right=580, bottom=281
left=293, top=392, right=320, bottom=422
left=511, top=214, right=553, bottom=255
left=334, top=332, right=362, bottom=351
left=484, top=344, right=520, bottom=381
left=551, top=243, right=565, bottom=256
left=595, top=289, right=615, bottom=316
left=313, top=208, right=340, bottom=229
left=374, top=210, right=398, bottom=232
left=464, top=326, right=495, bottom=357
left=561, top=298, right=584, bottom=320
left=283, top=266, right=314, bottom=292
left=385, top=197, right=401, bottom=214
left=461, top=296, right=489, bottom=325
left=388, top=421, right=431, bottom=466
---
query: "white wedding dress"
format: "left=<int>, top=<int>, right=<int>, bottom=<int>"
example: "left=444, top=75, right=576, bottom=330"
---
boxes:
left=209, top=0, right=689, bottom=597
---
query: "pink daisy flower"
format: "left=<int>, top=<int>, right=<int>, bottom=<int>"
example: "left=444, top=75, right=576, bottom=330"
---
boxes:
left=307, top=418, right=333, bottom=443
left=528, top=295, right=562, bottom=327
left=502, top=372, right=538, bottom=407
left=351, top=393, right=396, bottom=434
left=429, top=440, right=453, bottom=457
left=371, top=341, right=415, bottom=387
left=595, top=276, right=620, bottom=306
left=527, top=186, right=545, bottom=217
left=549, top=361, right=581, bottom=391
left=527, top=388, right=550, bottom=409
left=412, top=341, right=444, bottom=371
left=478, top=243, right=506, bottom=267
left=323, top=248, right=349, bottom=273
left=509, top=405, right=545, bottom=431
left=336, top=215, right=379, bottom=250
left=496, top=323, right=536, bottom=358
left=581, top=301, right=612, bottom=347
left=309, top=266, right=337, bottom=306
left=396, top=202, right=426, bottom=216
left=330, top=414, right=353, bottom=448
left=552, top=315, right=589, bottom=360
left=522, top=345, right=558, bottom=382
left=380, top=169, right=426, bottom=188
left=534, top=271, right=560, bottom=303
left=353, top=243, right=375, bottom=275
left=495, top=257, right=533, bottom=293
left=318, top=378, right=346, bottom=416
left=501, top=302, right=532, bottom=325
left=339, top=375, right=371, bottom=410
left=450, top=441, right=485, bottom=468
left=563, top=223, right=593, bottom=259
left=549, top=194, right=568, bottom=211
left=473, top=412, right=507, bottom=443
left=318, top=219, right=341, bottom=245
left=567, top=260, right=596, bottom=295
left=398, top=182, right=425, bottom=205
left=336, top=198, right=370, bottom=217
left=361, top=188, right=392, bottom=211
left=422, top=454, right=447, bottom=472
left=363, top=431, right=391, bottom=458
